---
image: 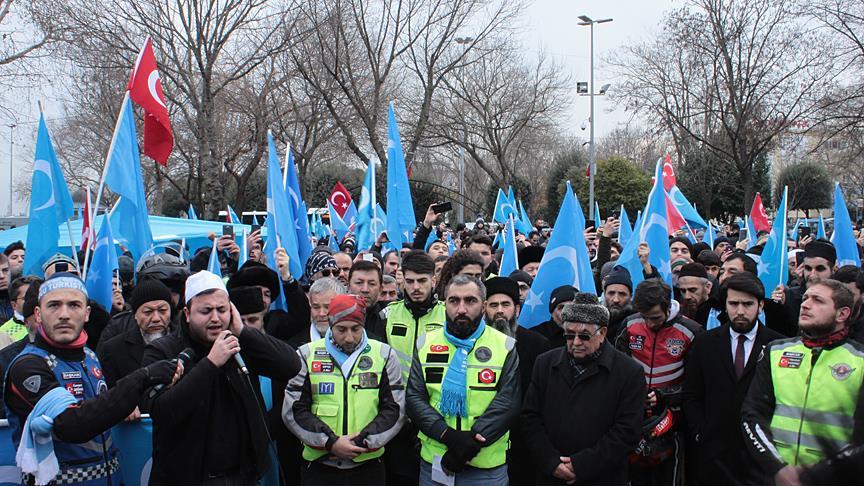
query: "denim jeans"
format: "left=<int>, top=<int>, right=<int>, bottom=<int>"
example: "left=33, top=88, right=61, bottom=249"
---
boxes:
left=419, top=460, right=508, bottom=486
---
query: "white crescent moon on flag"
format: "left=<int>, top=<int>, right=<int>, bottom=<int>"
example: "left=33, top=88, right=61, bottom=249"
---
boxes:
left=538, top=245, right=581, bottom=286
left=32, top=159, right=55, bottom=211
left=148, top=71, right=166, bottom=108
left=331, top=190, right=347, bottom=207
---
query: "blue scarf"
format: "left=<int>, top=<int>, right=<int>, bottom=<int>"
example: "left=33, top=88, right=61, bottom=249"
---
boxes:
left=17, top=387, right=77, bottom=485
left=439, top=321, right=486, bottom=418
left=325, top=328, right=368, bottom=379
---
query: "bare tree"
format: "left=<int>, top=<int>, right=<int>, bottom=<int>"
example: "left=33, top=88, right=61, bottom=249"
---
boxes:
left=607, top=0, right=843, bottom=213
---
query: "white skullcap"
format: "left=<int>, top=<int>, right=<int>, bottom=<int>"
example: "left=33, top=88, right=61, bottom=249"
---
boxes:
left=185, top=270, right=228, bottom=304
left=788, top=249, right=804, bottom=260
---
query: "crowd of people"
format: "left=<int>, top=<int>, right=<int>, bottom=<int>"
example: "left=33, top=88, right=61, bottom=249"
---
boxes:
left=0, top=203, right=861, bottom=486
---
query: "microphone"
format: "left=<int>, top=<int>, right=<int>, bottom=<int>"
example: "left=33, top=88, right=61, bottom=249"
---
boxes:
left=234, top=352, right=249, bottom=375
left=149, top=347, right=197, bottom=397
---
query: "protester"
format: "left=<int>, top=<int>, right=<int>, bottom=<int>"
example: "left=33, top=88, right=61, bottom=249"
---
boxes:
left=466, top=235, right=496, bottom=277
left=669, top=236, right=693, bottom=263
left=697, top=250, right=722, bottom=280
left=99, top=279, right=174, bottom=388
left=614, top=279, right=704, bottom=486
left=518, top=245, right=544, bottom=278
left=0, top=278, right=41, bottom=417
left=3, top=241, right=25, bottom=270
left=713, top=237, right=732, bottom=258
left=483, top=276, right=549, bottom=484
left=406, top=275, right=520, bottom=483
left=677, top=262, right=713, bottom=325
left=141, top=270, right=301, bottom=485
left=0, top=275, right=37, bottom=343
left=532, top=285, right=578, bottom=348
left=522, top=293, right=645, bottom=485
left=509, top=269, right=533, bottom=304
left=0, top=253, right=13, bottom=322
left=742, top=279, right=864, bottom=485
left=434, top=249, right=485, bottom=297
left=778, top=239, right=838, bottom=328
left=283, top=294, right=405, bottom=484
left=332, top=251, right=353, bottom=285
left=832, top=265, right=864, bottom=342
left=305, top=250, right=341, bottom=283
left=602, top=266, right=635, bottom=339
left=229, top=285, right=267, bottom=330
left=4, top=272, right=179, bottom=485
left=379, top=274, right=399, bottom=306
left=383, top=250, right=400, bottom=277
left=348, top=260, right=386, bottom=334
left=682, top=273, right=782, bottom=485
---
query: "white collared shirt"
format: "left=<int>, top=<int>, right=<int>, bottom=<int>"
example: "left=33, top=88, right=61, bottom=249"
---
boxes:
left=730, top=323, right=759, bottom=366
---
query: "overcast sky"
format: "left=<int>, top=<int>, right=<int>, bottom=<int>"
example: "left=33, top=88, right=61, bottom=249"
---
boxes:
left=0, top=0, right=676, bottom=216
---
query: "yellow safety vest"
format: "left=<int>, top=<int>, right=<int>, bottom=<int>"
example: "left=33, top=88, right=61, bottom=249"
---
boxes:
left=769, top=339, right=864, bottom=466
left=416, top=326, right=514, bottom=468
left=385, top=300, right=446, bottom=383
left=302, top=338, right=390, bottom=463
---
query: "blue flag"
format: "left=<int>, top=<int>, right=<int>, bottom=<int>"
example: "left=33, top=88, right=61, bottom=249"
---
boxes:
left=493, top=188, right=517, bottom=224
left=264, top=131, right=302, bottom=279
left=187, top=204, right=198, bottom=220
left=375, top=203, right=391, bottom=251
left=328, top=226, right=341, bottom=253
left=328, top=200, right=350, bottom=242
left=207, top=238, right=222, bottom=278
left=252, top=213, right=260, bottom=226
left=615, top=160, right=672, bottom=288
left=788, top=218, right=801, bottom=241
left=516, top=199, right=533, bottom=235
left=356, top=162, right=377, bottom=251
left=618, top=206, right=632, bottom=246
left=519, top=182, right=595, bottom=328
left=282, top=145, right=313, bottom=266
left=703, top=223, right=716, bottom=247
left=817, top=211, right=827, bottom=239
left=24, top=114, right=75, bottom=276
left=831, top=183, right=860, bottom=267
left=499, top=217, right=519, bottom=276
left=385, top=103, right=416, bottom=246
left=746, top=216, right=758, bottom=249
left=84, top=218, right=118, bottom=312
left=594, top=202, right=602, bottom=227
left=238, top=228, right=248, bottom=268
left=668, top=185, right=708, bottom=228
left=757, top=187, right=789, bottom=297
left=105, top=95, right=154, bottom=262
left=227, top=205, right=241, bottom=224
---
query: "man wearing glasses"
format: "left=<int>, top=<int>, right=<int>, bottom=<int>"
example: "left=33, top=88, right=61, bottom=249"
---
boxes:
left=521, top=292, right=644, bottom=485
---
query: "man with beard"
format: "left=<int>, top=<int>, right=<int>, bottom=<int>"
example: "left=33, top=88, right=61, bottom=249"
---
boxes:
left=677, top=263, right=713, bottom=326
left=683, top=273, right=782, bottom=485
left=380, top=251, right=446, bottom=485
left=380, top=274, right=399, bottom=306
left=141, top=270, right=301, bottom=485
left=407, top=275, right=520, bottom=483
left=4, top=273, right=178, bottom=485
left=99, top=280, right=174, bottom=388
left=775, top=240, right=838, bottom=330
left=832, top=265, right=864, bottom=342
left=483, top=276, right=549, bottom=485
left=348, top=260, right=386, bottom=335
left=742, top=279, right=864, bottom=486
left=532, top=285, right=578, bottom=348
left=603, top=266, right=635, bottom=340
left=283, top=294, right=405, bottom=484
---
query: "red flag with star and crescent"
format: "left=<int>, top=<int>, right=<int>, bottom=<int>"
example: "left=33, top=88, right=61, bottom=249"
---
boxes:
left=661, top=154, right=677, bottom=191
left=749, top=192, right=771, bottom=232
left=329, top=182, right=353, bottom=219
left=128, top=36, right=173, bottom=165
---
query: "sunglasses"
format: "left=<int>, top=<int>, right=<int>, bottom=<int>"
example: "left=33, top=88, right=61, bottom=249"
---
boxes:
left=564, top=328, right=602, bottom=342
left=319, top=269, right=338, bottom=277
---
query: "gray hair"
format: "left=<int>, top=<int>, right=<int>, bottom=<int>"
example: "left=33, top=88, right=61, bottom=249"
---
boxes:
left=382, top=274, right=397, bottom=285
left=445, top=275, right=486, bottom=300
left=309, top=277, right=346, bottom=296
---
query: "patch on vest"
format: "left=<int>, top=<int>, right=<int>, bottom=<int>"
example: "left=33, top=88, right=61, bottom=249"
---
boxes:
left=314, top=349, right=331, bottom=357
left=830, top=363, right=856, bottom=381
left=357, top=356, right=374, bottom=370
left=363, top=344, right=371, bottom=354
left=391, top=325, right=408, bottom=337
left=629, top=335, right=645, bottom=351
left=474, top=346, right=492, bottom=363
left=91, top=366, right=103, bottom=379
left=778, top=351, right=804, bottom=369
left=311, top=361, right=334, bottom=374
left=425, top=367, right=445, bottom=384
left=478, top=368, right=496, bottom=384
left=426, top=353, right=450, bottom=364
left=65, top=382, right=84, bottom=398
left=318, top=382, right=335, bottom=394
left=22, top=375, right=41, bottom=393
left=430, top=344, right=449, bottom=353
left=357, top=372, right=379, bottom=388
left=665, top=338, right=685, bottom=357
left=97, top=380, right=108, bottom=395
left=61, top=371, right=82, bottom=380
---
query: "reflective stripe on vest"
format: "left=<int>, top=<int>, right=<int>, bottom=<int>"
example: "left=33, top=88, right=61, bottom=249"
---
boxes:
left=416, top=326, right=514, bottom=469
left=385, top=301, right=446, bottom=383
left=5, top=344, right=118, bottom=485
left=768, top=340, right=864, bottom=466
left=302, top=338, right=390, bottom=463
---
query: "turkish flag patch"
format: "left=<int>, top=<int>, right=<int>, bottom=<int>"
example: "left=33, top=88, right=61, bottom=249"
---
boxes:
left=478, top=368, right=496, bottom=384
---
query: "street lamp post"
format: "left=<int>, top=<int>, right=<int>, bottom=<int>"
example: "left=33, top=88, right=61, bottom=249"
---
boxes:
left=455, top=36, right=473, bottom=225
left=578, top=15, right=612, bottom=215
left=7, top=124, right=14, bottom=216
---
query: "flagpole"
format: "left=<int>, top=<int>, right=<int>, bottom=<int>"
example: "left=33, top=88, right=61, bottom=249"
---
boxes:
left=282, top=141, right=290, bottom=189
left=84, top=91, right=130, bottom=279
left=617, top=204, right=624, bottom=243
left=779, top=186, right=789, bottom=291
left=370, top=162, right=378, bottom=243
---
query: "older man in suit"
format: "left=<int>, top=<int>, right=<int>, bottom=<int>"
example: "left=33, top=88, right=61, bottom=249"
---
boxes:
left=682, top=272, right=782, bottom=485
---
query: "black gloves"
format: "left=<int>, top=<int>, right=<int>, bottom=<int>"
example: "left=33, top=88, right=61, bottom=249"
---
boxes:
left=142, top=359, right=177, bottom=387
left=439, top=428, right=482, bottom=472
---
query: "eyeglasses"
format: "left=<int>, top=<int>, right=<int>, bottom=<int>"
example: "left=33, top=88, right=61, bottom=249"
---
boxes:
left=564, top=328, right=602, bottom=342
left=319, top=269, right=337, bottom=277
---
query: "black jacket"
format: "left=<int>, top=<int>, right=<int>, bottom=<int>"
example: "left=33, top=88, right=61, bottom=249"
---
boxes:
left=532, top=320, right=566, bottom=349
left=141, top=324, right=301, bottom=485
left=521, top=342, right=645, bottom=486
left=682, top=321, right=781, bottom=485
left=510, top=326, right=551, bottom=485
left=99, top=326, right=148, bottom=388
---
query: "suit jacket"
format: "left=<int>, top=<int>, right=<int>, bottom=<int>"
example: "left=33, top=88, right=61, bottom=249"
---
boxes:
left=682, top=321, right=782, bottom=485
left=99, top=326, right=147, bottom=388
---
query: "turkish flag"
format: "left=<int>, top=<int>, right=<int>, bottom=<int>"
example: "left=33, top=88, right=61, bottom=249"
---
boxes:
left=329, top=182, right=353, bottom=218
left=750, top=192, right=771, bottom=232
left=128, top=36, right=173, bottom=165
left=665, top=192, right=687, bottom=236
left=661, top=154, right=677, bottom=192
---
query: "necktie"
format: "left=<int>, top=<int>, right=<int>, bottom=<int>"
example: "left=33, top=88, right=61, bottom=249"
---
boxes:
left=735, top=334, right=747, bottom=379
